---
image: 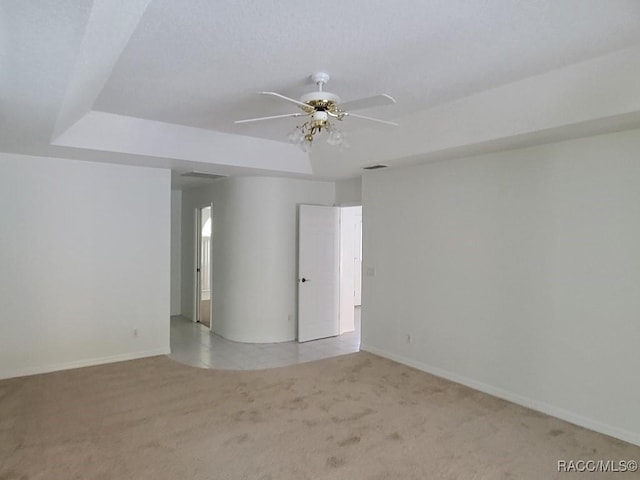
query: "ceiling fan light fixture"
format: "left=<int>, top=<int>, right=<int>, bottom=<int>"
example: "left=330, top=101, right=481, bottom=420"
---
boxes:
left=287, top=124, right=316, bottom=152
left=300, top=135, right=313, bottom=153
left=326, top=126, right=344, bottom=146
left=287, top=119, right=348, bottom=152
left=287, top=127, right=304, bottom=144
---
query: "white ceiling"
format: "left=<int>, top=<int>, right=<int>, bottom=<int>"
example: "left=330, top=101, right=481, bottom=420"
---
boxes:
left=2, top=0, right=640, bottom=186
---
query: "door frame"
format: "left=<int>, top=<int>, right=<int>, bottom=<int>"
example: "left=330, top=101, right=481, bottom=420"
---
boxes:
left=338, top=205, right=362, bottom=335
left=297, top=204, right=363, bottom=341
left=193, top=203, right=214, bottom=329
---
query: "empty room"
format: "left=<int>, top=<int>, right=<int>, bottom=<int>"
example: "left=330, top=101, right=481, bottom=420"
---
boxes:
left=1, top=1, right=640, bottom=478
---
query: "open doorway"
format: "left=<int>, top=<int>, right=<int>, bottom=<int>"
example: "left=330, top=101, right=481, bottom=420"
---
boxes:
left=297, top=205, right=362, bottom=344
left=339, top=206, right=362, bottom=339
left=195, top=204, right=213, bottom=329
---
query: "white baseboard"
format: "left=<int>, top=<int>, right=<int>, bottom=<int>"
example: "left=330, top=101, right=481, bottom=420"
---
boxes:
left=360, top=343, right=640, bottom=447
left=0, top=347, right=171, bottom=380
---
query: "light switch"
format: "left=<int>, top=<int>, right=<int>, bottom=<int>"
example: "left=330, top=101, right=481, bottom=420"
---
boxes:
left=366, top=266, right=376, bottom=277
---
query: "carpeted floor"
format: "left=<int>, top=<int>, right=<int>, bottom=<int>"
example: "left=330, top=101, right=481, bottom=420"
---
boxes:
left=1, top=352, right=638, bottom=479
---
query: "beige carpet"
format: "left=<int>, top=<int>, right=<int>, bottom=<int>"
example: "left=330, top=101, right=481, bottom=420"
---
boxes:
left=1, top=353, right=638, bottom=479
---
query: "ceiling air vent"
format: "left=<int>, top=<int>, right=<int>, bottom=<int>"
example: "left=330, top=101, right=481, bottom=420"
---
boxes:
left=180, top=171, right=226, bottom=180
left=363, top=164, right=388, bottom=170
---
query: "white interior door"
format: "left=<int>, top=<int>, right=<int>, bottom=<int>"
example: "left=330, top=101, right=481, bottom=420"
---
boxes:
left=298, top=205, right=340, bottom=342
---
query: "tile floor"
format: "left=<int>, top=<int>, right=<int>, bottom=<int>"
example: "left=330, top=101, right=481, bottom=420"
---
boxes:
left=169, top=309, right=360, bottom=370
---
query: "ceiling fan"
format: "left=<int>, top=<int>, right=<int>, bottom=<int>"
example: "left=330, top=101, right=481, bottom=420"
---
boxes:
left=235, top=72, right=398, bottom=151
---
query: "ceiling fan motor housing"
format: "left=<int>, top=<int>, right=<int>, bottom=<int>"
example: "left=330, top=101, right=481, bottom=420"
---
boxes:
left=300, top=91, right=341, bottom=105
left=301, top=72, right=341, bottom=108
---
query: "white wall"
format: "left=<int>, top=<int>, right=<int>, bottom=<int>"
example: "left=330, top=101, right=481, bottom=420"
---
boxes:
left=361, top=129, right=640, bottom=446
left=170, top=189, right=182, bottom=315
left=335, top=176, right=362, bottom=206
left=181, top=176, right=335, bottom=342
left=0, top=153, right=171, bottom=379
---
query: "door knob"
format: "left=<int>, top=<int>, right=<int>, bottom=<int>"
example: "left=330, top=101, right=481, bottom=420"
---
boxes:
left=301, top=277, right=310, bottom=283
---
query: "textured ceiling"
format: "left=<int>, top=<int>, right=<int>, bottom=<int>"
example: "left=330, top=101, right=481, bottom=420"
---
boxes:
left=95, top=0, right=640, bottom=137
left=2, top=0, right=640, bottom=183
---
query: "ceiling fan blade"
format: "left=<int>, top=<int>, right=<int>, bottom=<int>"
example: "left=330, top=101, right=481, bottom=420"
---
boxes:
left=234, top=112, right=306, bottom=124
left=340, top=94, right=396, bottom=112
left=259, top=91, right=313, bottom=111
left=344, top=112, right=398, bottom=126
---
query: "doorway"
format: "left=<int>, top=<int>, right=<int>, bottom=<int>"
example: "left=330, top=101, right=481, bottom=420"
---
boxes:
left=195, top=204, right=213, bottom=328
left=339, top=206, right=362, bottom=337
left=297, top=205, right=362, bottom=343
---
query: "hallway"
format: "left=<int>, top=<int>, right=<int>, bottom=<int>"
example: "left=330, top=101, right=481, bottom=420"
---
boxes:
left=169, top=311, right=360, bottom=370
